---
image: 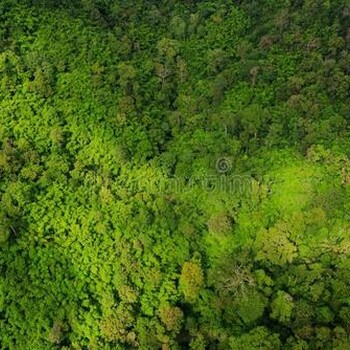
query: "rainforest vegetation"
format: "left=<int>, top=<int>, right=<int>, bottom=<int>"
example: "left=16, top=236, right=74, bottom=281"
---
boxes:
left=1, top=0, right=350, bottom=348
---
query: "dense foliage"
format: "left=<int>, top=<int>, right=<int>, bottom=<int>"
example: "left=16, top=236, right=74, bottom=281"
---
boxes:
left=1, top=0, right=350, bottom=348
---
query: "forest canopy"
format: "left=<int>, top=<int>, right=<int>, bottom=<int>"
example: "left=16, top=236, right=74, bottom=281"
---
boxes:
left=1, top=0, right=350, bottom=349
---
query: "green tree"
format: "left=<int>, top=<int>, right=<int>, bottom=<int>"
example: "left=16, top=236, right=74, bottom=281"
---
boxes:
left=179, top=261, right=204, bottom=303
left=270, top=291, right=294, bottom=323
